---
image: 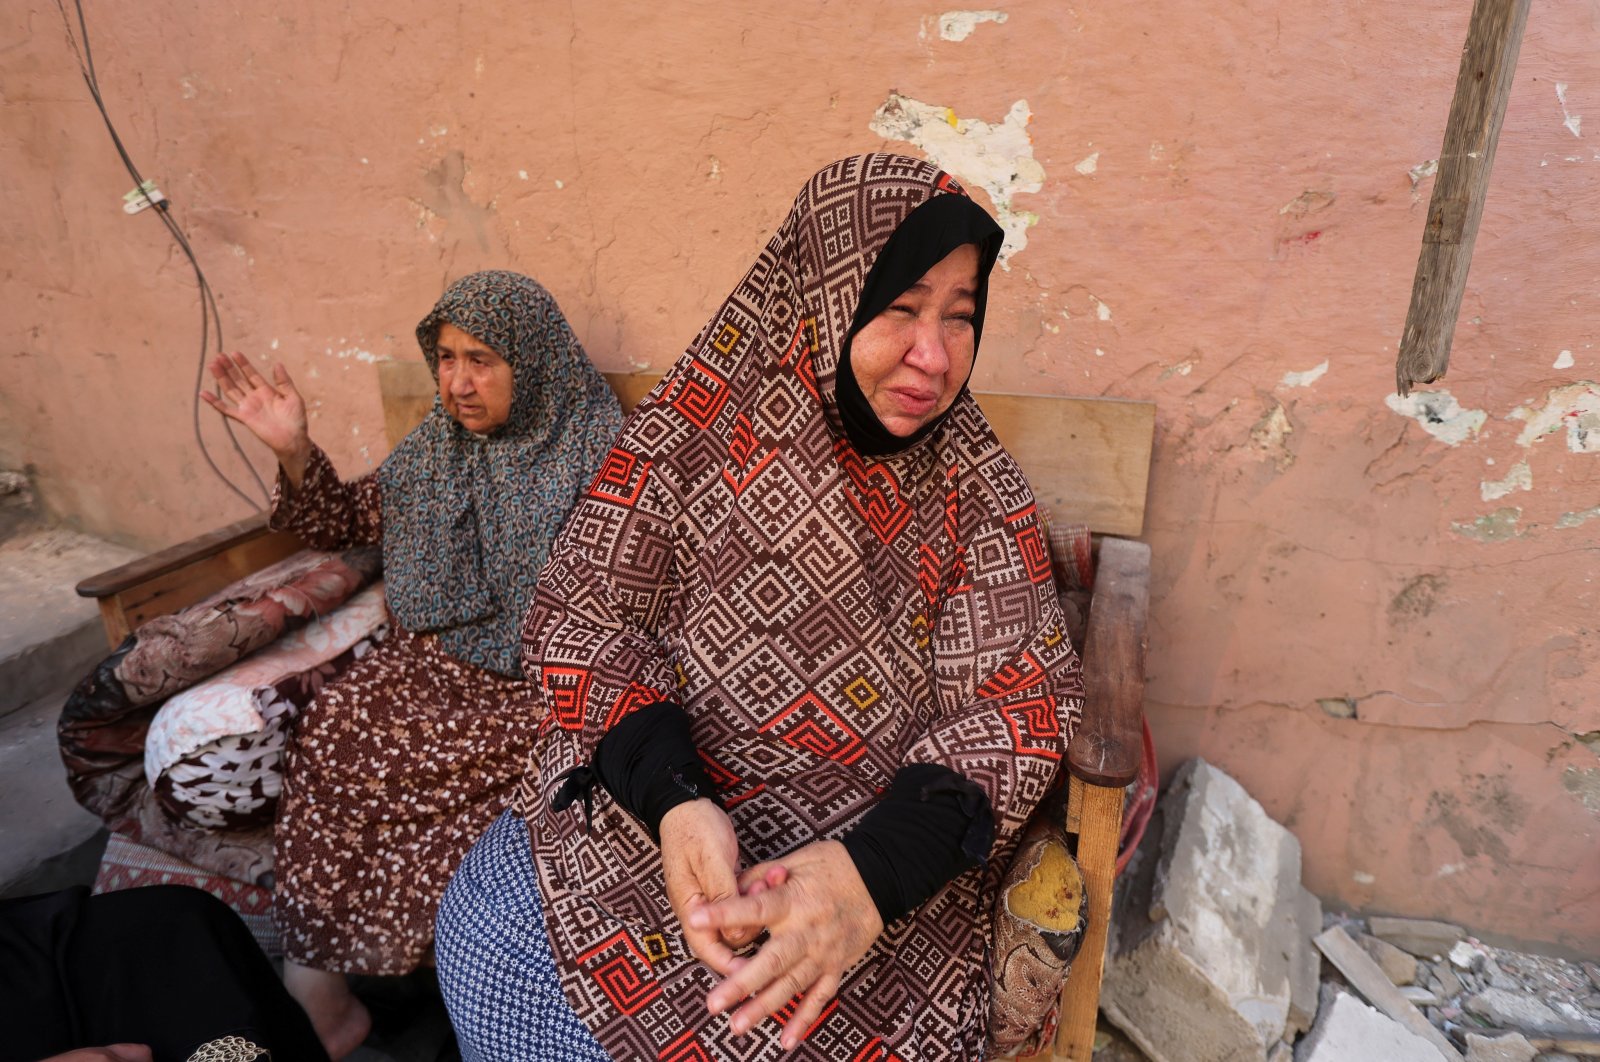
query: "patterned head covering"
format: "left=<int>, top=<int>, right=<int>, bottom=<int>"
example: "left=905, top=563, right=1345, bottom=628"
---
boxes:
left=522, top=155, right=1083, bottom=1057
left=379, top=270, right=622, bottom=676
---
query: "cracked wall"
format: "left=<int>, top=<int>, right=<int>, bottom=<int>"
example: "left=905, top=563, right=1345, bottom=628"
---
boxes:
left=3, top=0, right=1596, bottom=951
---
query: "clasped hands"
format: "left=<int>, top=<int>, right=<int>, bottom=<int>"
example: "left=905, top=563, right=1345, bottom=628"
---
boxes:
left=658, top=799, right=884, bottom=1051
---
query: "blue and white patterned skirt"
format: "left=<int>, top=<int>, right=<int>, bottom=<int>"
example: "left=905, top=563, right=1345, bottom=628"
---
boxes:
left=436, top=809, right=612, bottom=1062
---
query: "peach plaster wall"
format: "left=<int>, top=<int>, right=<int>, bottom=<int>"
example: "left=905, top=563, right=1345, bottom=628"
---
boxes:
left=4, top=1, right=1596, bottom=952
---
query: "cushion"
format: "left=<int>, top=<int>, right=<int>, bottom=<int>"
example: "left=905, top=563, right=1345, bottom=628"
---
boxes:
left=147, top=584, right=389, bottom=829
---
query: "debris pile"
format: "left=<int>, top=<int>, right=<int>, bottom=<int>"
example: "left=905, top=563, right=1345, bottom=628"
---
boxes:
left=1098, top=759, right=1600, bottom=1061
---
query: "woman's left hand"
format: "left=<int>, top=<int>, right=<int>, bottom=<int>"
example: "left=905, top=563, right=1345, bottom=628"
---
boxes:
left=688, top=840, right=884, bottom=1050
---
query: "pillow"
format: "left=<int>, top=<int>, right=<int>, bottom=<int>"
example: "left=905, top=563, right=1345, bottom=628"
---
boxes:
left=146, top=584, right=389, bottom=829
left=116, top=546, right=381, bottom=706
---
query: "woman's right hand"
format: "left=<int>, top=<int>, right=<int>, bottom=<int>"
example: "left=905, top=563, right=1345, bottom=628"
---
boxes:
left=659, top=799, right=752, bottom=975
left=200, top=352, right=313, bottom=488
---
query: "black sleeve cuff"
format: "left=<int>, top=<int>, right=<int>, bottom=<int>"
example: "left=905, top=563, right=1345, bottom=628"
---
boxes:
left=840, top=763, right=996, bottom=927
left=593, top=700, right=721, bottom=841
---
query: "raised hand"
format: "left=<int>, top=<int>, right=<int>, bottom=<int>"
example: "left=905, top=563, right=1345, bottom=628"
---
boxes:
left=689, top=840, right=883, bottom=1050
left=200, top=352, right=313, bottom=488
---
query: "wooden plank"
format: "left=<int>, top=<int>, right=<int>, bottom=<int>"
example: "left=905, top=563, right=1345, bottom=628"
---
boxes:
left=1395, top=0, right=1531, bottom=394
left=75, top=513, right=274, bottom=599
left=379, top=362, right=1156, bottom=537
left=1069, top=537, right=1150, bottom=788
left=96, top=597, right=131, bottom=650
left=103, top=529, right=303, bottom=636
left=1314, top=927, right=1465, bottom=1061
left=1053, top=782, right=1125, bottom=1061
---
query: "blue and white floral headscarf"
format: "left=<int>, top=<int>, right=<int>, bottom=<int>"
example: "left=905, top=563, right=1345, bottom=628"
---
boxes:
left=378, top=270, right=623, bottom=676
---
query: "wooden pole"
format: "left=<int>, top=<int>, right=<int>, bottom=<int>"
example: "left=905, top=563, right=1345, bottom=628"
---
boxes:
left=1394, top=0, right=1530, bottom=396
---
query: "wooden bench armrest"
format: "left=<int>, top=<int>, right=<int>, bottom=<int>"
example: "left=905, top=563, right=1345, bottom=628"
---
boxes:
left=73, top=513, right=303, bottom=647
left=75, top=513, right=275, bottom=599
left=1067, top=536, right=1150, bottom=789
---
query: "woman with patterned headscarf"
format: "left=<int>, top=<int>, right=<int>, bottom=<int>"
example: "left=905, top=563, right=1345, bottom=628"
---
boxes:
left=435, top=157, right=1084, bottom=1060
left=202, top=270, right=623, bottom=1058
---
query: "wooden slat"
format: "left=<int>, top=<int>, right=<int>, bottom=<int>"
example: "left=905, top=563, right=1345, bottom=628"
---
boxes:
left=1069, top=537, right=1150, bottom=788
left=98, top=528, right=303, bottom=639
left=1314, top=927, right=1465, bottom=1061
left=976, top=393, right=1154, bottom=538
left=378, top=362, right=1156, bottom=537
left=1395, top=0, right=1531, bottom=394
left=75, top=513, right=275, bottom=599
left=1053, top=781, right=1126, bottom=1061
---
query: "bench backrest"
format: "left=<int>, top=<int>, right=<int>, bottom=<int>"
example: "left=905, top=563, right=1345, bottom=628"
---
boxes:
left=377, top=362, right=1154, bottom=538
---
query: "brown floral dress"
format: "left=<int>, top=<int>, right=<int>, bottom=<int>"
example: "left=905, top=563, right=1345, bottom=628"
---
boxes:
left=269, top=446, right=542, bottom=974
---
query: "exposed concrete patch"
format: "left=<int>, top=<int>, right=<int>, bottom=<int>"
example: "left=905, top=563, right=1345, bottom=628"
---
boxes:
left=1385, top=389, right=1487, bottom=446
left=937, top=9, right=1008, bottom=41
left=1408, top=158, right=1439, bottom=187
left=1074, top=152, right=1100, bottom=175
left=870, top=93, right=1044, bottom=266
left=1279, top=359, right=1328, bottom=388
left=1509, top=381, right=1600, bottom=452
left=1451, top=507, right=1522, bottom=542
left=1279, top=189, right=1335, bottom=216
left=1318, top=697, right=1358, bottom=719
left=1563, top=766, right=1600, bottom=815
left=1554, top=349, right=1576, bottom=369
left=1480, top=460, right=1532, bottom=502
left=1250, top=402, right=1294, bottom=469
left=1556, top=505, right=1600, bottom=529
left=1389, top=573, right=1445, bottom=623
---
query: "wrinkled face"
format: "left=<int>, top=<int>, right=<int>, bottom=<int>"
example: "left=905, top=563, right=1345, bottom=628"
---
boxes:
left=436, top=322, right=515, bottom=433
left=848, top=243, right=980, bottom=438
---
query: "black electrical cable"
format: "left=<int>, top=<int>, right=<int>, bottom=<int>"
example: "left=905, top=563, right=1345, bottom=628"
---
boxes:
left=54, top=0, right=269, bottom=508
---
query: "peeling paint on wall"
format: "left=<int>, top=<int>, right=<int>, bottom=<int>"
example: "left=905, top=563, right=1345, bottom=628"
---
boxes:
left=1554, top=350, right=1576, bottom=370
left=1564, top=766, right=1600, bottom=815
left=1480, top=460, right=1532, bottom=501
left=1556, top=505, right=1600, bottom=529
left=1384, top=390, right=1487, bottom=446
left=937, top=9, right=1008, bottom=41
left=1279, top=360, right=1328, bottom=389
left=1556, top=82, right=1583, bottom=138
left=1452, top=507, right=1522, bottom=542
left=870, top=93, right=1044, bottom=266
left=1509, top=381, right=1600, bottom=452
left=1074, top=152, right=1100, bottom=176
left=1250, top=402, right=1294, bottom=469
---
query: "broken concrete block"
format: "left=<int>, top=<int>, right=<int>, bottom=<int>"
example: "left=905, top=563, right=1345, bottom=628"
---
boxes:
left=1267, top=1042, right=1293, bottom=1062
left=1463, top=1031, right=1538, bottom=1062
left=1101, top=759, right=1308, bottom=1062
left=1451, top=940, right=1489, bottom=971
left=1359, top=932, right=1419, bottom=986
left=1400, top=985, right=1440, bottom=1007
left=1434, top=963, right=1465, bottom=998
left=1464, top=987, right=1569, bottom=1032
left=1285, top=887, right=1324, bottom=1038
left=1294, top=991, right=1443, bottom=1062
left=1368, top=915, right=1466, bottom=959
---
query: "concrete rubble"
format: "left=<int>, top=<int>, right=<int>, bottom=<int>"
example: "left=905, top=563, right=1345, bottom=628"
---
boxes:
left=1100, top=759, right=1320, bottom=1061
left=1094, top=757, right=1600, bottom=1062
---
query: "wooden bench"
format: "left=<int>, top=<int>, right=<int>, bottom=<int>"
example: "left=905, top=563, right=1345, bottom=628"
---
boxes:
left=76, top=364, right=1154, bottom=1061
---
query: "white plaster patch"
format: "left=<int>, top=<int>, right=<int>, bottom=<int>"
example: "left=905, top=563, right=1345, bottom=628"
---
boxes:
left=1093, top=296, right=1112, bottom=321
left=1479, top=460, right=1531, bottom=501
left=329, top=346, right=387, bottom=364
left=1384, top=389, right=1487, bottom=446
left=1279, top=360, right=1329, bottom=389
left=1557, top=82, right=1583, bottom=138
left=1353, top=871, right=1376, bottom=885
left=1555, top=349, right=1576, bottom=369
left=1557, top=505, right=1600, bottom=529
left=518, top=170, right=529, bottom=181
left=555, top=179, right=565, bottom=190
left=270, top=338, right=280, bottom=351
left=1509, top=381, right=1600, bottom=452
left=1408, top=159, right=1438, bottom=186
left=1435, top=863, right=1465, bottom=878
left=937, top=9, right=1008, bottom=41
left=1074, top=152, right=1100, bottom=175
left=870, top=93, right=1044, bottom=266
left=430, top=125, right=449, bottom=138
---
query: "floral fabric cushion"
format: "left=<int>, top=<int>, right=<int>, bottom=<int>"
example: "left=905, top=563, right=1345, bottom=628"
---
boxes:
left=147, top=585, right=389, bottom=829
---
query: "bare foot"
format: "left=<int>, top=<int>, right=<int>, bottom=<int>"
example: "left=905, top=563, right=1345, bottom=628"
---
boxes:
left=283, top=961, right=372, bottom=1060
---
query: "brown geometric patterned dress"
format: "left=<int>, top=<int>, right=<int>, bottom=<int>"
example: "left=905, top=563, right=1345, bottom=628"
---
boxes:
left=270, top=446, right=541, bottom=974
left=520, top=154, right=1085, bottom=1059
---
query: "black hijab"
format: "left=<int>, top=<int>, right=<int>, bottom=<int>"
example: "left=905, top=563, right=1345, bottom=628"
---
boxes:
left=836, top=192, right=1005, bottom=456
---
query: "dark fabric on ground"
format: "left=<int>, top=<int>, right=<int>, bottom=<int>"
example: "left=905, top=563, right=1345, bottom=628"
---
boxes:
left=0, top=884, right=328, bottom=1062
